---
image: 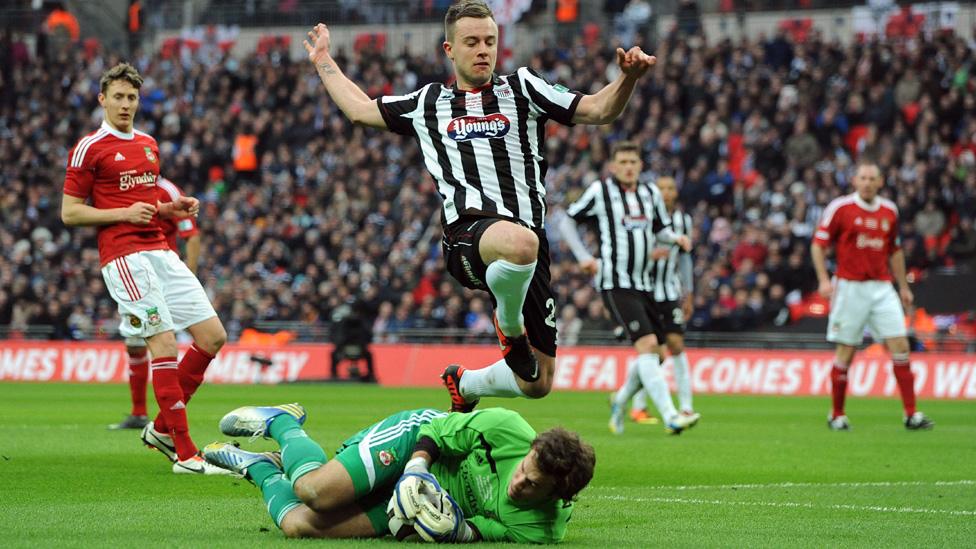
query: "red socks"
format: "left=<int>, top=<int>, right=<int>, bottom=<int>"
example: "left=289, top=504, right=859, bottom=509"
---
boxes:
left=150, top=357, right=197, bottom=460
left=177, top=343, right=215, bottom=403
left=892, top=358, right=917, bottom=417
left=127, top=348, right=149, bottom=416
left=830, top=362, right=848, bottom=419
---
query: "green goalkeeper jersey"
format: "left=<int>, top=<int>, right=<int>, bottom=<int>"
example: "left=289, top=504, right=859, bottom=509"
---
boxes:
left=419, top=408, right=573, bottom=544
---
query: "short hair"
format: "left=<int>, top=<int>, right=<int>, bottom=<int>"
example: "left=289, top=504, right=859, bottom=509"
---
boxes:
left=444, top=0, right=494, bottom=42
left=531, top=427, right=595, bottom=502
left=99, top=63, right=143, bottom=95
left=855, top=158, right=881, bottom=176
left=611, top=140, right=641, bottom=160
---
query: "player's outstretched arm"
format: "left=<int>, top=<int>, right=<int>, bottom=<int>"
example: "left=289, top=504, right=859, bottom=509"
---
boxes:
left=61, top=194, right=155, bottom=227
left=572, top=46, right=656, bottom=125
left=303, top=23, right=386, bottom=129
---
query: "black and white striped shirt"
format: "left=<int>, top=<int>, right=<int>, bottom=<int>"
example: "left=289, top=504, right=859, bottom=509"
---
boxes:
left=565, top=178, right=672, bottom=291
left=648, top=209, right=693, bottom=302
left=377, top=68, right=582, bottom=229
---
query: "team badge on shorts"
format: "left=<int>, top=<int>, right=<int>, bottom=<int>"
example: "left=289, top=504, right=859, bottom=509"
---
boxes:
left=377, top=449, right=396, bottom=467
left=144, top=146, right=157, bottom=164
left=129, top=315, right=142, bottom=328
left=146, top=307, right=161, bottom=327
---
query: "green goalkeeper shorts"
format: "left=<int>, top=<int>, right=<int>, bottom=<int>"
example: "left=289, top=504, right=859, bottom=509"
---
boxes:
left=334, top=408, right=447, bottom=534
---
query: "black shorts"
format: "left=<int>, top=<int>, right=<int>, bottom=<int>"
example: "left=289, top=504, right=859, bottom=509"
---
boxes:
left=442, top=216, right=557, bottom=357
left=602, top=290, right=685, bottom=343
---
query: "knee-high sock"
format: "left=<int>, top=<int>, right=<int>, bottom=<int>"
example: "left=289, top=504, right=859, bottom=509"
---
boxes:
left=634, top=353, right=678, bottom=423
left=268, top=414, right=327, bottom=484
left=631, top=389, right=648, bottom=412
left=154, top=344, right=216, bottom=431
left=615, top=362, right=643, bottom=408
left=830, top=361, right=849, bottom=419
left=672, top=352, right=694, bottom=413
left=150, top=357, right=196, bottom=460
left=250, top=461, right=303, bottom=529
left=127, top=348, right=149, bottom=416
left=892, top=356, right=916, bottom=416
left=177, top=343, right=214, bottom=403
left=485, top=259, right=536, bottom=337
left=459, top=359, right=527, bottom=400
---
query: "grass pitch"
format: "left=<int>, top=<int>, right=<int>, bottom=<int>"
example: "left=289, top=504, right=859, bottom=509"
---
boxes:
left=0, top=382, right=973, bottom=548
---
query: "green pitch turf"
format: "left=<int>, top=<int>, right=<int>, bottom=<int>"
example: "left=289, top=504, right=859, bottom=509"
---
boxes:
left=0, top=383, right=973, bottom=548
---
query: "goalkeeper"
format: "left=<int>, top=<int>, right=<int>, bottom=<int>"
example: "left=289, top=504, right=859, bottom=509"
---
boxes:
left=202, top=403, right=595, bottom=543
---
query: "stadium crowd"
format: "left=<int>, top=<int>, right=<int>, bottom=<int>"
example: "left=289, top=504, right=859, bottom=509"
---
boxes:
left=1, top=22, right=975, bottom=343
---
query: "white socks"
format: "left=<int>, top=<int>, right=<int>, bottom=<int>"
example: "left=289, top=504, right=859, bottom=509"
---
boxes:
left=631, top=388, right=648, bottom=411
left=672, top=352, right=693, bottom=413
left=459, top=359, right=526, bottom=399
left=635, top=353, right=678, bottom=423
left=614, top=361, right=643, bottom=407
left=485, top=259, right=536, bottom=337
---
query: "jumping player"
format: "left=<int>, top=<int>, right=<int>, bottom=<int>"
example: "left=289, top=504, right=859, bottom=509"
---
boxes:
left=302, top=0, right=659, bottom=412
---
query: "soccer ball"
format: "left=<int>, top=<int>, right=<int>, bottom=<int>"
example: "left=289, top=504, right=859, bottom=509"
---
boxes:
left=386, top=497, right=421, bottom=542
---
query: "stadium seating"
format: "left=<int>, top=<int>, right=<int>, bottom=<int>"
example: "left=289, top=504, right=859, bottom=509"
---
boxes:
left=0, top=26, right=974, bottom=343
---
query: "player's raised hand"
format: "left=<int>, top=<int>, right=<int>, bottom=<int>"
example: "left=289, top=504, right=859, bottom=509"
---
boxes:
left=616, top=46, right=656, bottom=78
left=580, top=258, right=598, bottom=276
left=303, top=23, right=332, bottom=66
left=125, top=201, right=156, bottom=225
left=817, top=279, right=833, bottom=300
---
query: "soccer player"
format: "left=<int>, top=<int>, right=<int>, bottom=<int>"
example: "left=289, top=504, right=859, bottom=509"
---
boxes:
left=811, top=160, right=934, bottom=431
left=108, top=177, right=201, bottom=430
left=301, top=0, right=658, bottom=412
left=61, top=63, right=230, bottom=473
left=202, top=404, right=595, bottom=542
left=559, top=143, right=699, bottom=435
left=627, top=176, right=696, bottom=424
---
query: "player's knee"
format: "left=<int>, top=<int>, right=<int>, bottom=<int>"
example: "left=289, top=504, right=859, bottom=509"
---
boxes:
left=504, top=228, right=539, bottom=265
left=126, top=346, right=147, bottom=358
left=634, top=334, right=658, bottom=354
left=197, top=324, right=227, bottom=354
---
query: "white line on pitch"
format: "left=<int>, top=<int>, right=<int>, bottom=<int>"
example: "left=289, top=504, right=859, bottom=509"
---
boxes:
left=595, top=495, right=976, bottom=517
left=596, top=479, right=976, bottom=491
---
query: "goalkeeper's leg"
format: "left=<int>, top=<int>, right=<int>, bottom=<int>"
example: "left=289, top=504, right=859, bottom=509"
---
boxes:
left=245, top=459, right=379, bottom=539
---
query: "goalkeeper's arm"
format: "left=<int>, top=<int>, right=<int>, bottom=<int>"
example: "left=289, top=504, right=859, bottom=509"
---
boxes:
left=397, top=437, right=479, bottom=542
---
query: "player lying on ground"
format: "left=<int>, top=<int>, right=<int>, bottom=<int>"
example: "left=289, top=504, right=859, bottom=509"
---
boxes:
left=202, top=404, right=595, bottom=542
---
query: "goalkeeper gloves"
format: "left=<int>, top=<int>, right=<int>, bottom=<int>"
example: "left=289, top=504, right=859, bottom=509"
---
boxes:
left=393, top=457, right=441, bottom=521
left=414, top=489, right=476, bottom=543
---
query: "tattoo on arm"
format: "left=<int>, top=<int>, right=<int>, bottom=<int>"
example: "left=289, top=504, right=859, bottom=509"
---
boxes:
left=317, top=62, right=336, bottom=75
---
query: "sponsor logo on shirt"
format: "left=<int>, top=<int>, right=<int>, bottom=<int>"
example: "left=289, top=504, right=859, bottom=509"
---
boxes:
left=447, top=113, right=511, bottom=141
left=855, top=234, right=885, bottom=250
left=119, top=171, right=157, bottom=191
left=622, top=214, right=648, bottom=230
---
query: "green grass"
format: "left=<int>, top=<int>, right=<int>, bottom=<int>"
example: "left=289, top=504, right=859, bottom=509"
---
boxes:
left=0, top=383, right=974, bottom=548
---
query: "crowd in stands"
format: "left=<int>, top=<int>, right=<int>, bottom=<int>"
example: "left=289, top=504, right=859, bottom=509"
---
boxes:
left=1, top=19, right=975, bottom=345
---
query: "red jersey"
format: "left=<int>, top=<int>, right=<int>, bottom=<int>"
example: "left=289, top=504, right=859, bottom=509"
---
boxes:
left=63, top=121, right=168, bottom=265
left=813, top=193, right=900, bottom=281
left=155, top=177, right=199, bottom=253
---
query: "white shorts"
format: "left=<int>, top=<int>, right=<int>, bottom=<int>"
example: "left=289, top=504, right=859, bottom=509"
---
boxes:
left=827, top=278, right=906, bottom=346
left=102, top=250, right=217, bottom=340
